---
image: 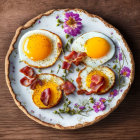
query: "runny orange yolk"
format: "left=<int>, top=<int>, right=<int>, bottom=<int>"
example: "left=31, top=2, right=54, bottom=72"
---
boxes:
left=86, top=70, right=109, bottom=92
left=84, top=37, right=110, bottom=58
left=23, top=34, right=52, bottom=61
left=33, top=80, right=62, bottom=108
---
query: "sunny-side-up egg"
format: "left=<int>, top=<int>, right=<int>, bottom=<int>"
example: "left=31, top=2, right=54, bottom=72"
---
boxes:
left=78, top=66, right=115, bottom=95
left=19, top=30, right=62, bottom=68
left=71, top=32, right=115, bottom=67
left=32, top=74, right=64, bottom=109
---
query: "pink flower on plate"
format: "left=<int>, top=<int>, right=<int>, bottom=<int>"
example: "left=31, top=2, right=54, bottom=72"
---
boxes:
left=63, top=12, right=82, bottom=36
left=109, top=89, right=118, bottom=97
left=93, top=101, right=106, bottom=113
left=99, top=98, right=106, bottom=103
left=120, top=66, right=131, bottom=78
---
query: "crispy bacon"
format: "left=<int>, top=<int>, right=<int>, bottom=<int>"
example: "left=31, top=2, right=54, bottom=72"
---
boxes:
left=20, top=66, right=35, bottom=78
left=77, top=89, right=88, bottom=95
left=90, top=80, right=104, bottom=93
left=20, top=66, right=43, bottom=89
left=20, top=76, right=31, bottom=87
left=76, top=76, right=82, bottom=88
left=91, top=75, right=104, bottom=84
left=60, top=81, right=76, bottom=95
left=30, top=78, right=43, bottom=90
left=62, top=61, right=71, bottom=70
left=64, top=51, right=78, bottom=61
left=40, top=88, right=51, bottom=106
left=72, top=52, right=87, bottom=66
left=37, top=79, right=43, bottom=86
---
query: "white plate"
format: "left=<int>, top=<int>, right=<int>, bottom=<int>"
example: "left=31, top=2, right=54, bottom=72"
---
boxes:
left=5, top=9, right=134, bottom=129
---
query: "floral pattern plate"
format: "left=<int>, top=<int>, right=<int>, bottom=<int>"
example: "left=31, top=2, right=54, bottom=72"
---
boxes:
left=5, top=9, right=135, bottom=129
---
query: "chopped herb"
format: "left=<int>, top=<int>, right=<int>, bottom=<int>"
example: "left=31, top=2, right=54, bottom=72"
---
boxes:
left=57, top=19, right=63, bottom=24
left=38, top=69, right=42, bottom=73
left=70, top=78, right=74, bottom=83
left=58, top=58, right=63, bottom=63
left=61, top=25, right=64, bottom=28
left=68, top=70, right=73, bottom=73
left=76, top=67, right=80, bottom=72
left=57, top=64, right=61, bottom=73
left=113, top=65, right=117, bottom=69
left=50, top=70, right=54, bottom=73
left=65, top=34, right=69, bottom=39
left=56, top=23, right=60, bottom=26
left=65, top=42, right=70, bottom=51
left=69, top=38, right=74, bottom=44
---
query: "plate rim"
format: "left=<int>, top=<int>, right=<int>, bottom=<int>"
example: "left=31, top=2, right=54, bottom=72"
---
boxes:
left=5, top=8, right=135, bottom=130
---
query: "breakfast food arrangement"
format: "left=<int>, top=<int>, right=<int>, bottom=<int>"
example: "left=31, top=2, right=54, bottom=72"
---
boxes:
left=5, top=9, right=134, bottom=129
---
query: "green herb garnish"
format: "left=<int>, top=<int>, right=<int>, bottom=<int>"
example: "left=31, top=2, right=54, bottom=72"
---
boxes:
left=57, top=64, right=61, bottom=73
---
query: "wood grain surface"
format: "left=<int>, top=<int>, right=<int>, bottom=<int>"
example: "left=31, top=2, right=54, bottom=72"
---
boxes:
left=0, top=0, right=140, bottom=139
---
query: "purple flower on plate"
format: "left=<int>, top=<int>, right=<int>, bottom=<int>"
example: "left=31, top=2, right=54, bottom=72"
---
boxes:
left=38, top=20, right=41, bottom=23
left=79, top=106, right=85, bottom=110
left=74, top=103, right=79, bottom=107
left=119, top=52, right=122, bottom=61
left=93, top=102, right=106, bottom=113
left=99, top=98, right=106, bottom=103
left=120, top=66, right=131, bottom=78
left=63, top=12, right=82, bottom=36
left=56, top=15, right=59, bottom=19
left=109, top=89, right=118, bottom=97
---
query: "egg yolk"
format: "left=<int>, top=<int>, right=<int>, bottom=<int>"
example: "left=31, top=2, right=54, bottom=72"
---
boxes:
left=86, top=70, right=109, bottom=92
left=33, top=80, right=62, bottom=108
left=84, top=37, right=110, bottom=58
left=23, top=34, right=52, bottom=61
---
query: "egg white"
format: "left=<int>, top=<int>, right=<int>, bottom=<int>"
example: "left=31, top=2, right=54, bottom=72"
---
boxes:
left=71, top=32, right=115, bottom=67
left=18, top=30, right=62, bottom=68
left=78, top=66, right=115, bottom=94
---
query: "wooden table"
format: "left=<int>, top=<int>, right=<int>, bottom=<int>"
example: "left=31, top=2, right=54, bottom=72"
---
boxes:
left=0, top=0, right=139, bottom=139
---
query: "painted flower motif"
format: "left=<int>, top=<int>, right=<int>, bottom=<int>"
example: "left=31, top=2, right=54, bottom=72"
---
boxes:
left=93, top=102, right=106, bottom=113
left=79, top=106, right=85, bottom=110
left=99, top=98, right=106, bottom=103
left=63, top=12, right=82, bottom=36
left=119, top=52, right=122, bottom=61
left=109, top=89, right=118, bottom=97
left=120, top=66, right=131, bottom=77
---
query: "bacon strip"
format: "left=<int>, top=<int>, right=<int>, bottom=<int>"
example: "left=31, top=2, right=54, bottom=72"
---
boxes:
left=64, top=51, right=87, bottom=66
left=20, top=66, right=35, bottom=78
left=62, top=61, right=71, bottom=70
left=90, top=80, right=104, bottom=93
left=30, top=78, right=43, bottom=90
left=60, top=81, right=76, bottom=95
left=72, top=52, right=87, bottom=66
left=40, top=88, right=51, bottom=106
left=76, top=76, right=82, bottom=88
left=91, top=75, right=104, bottom=84
left=64, top=51, right=78, bottom=61
left=20, top=77, right=31, bottom=87
left=20, top=66, right=43, bottom=90
left=77, top=89, right=88, bottom=95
